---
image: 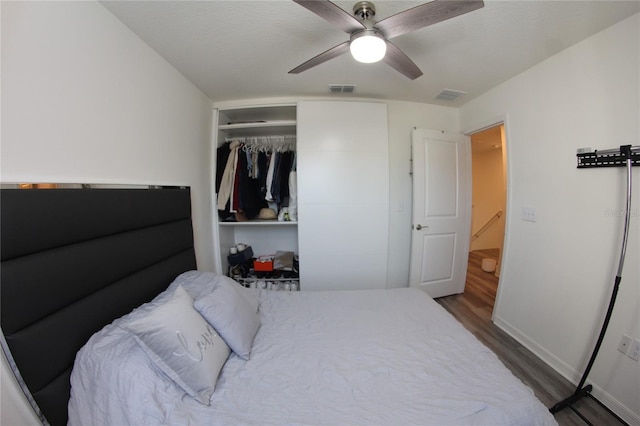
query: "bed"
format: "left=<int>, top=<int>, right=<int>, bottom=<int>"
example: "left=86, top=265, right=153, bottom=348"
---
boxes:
left=1, top=187, right=557, bottom=425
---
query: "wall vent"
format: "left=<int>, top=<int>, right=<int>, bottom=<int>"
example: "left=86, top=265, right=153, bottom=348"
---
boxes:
left=329, top=84, right=356, bottom=93
left=434, top=89, right=467, bottom=101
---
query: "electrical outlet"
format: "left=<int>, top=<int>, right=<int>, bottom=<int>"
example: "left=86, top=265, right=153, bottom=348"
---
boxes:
left=629, top=339, right=640, bottom=362
left=618, top=335, right=632, bottom=354
left=522, top=207, right=537, bottom=222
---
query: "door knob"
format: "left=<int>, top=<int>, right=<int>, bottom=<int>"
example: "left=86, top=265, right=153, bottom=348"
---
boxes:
left=415, top=224, right=428, bottom=230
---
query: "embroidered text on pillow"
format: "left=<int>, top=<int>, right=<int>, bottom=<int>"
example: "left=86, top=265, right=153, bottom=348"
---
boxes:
left=173, top=324, right=219, bottom=362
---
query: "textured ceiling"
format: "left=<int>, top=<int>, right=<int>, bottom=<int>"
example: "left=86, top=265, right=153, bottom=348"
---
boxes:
left=101, top=1, right=639, bottom=107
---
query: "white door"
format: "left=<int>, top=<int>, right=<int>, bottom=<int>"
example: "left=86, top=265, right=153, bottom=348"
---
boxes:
left=297, top=101, right=389, bottom=291
left=410, top=128, right=471, bottom=298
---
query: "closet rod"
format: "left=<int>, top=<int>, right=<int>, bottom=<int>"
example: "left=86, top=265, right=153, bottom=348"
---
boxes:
left=225, top=135, right=296, bottom=152
left=225, top=135, right=296, bottom=143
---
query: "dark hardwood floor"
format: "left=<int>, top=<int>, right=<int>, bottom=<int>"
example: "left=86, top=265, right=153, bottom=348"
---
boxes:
left=435, top=249, right=625, bottom=426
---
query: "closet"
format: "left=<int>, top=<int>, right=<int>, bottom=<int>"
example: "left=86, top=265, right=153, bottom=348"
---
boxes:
left=213, top=104, right=298, bottom=289
left=213, top=100, right=390, bottom=291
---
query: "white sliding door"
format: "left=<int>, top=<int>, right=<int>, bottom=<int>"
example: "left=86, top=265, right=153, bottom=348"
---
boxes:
left=297, top=101, right=389, bottom=291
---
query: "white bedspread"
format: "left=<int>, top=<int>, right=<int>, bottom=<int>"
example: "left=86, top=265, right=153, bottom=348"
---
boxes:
left=69, top=272, right=557, bottom=425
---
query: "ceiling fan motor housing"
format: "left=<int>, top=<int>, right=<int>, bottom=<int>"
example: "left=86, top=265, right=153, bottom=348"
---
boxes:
left=353, top=1, right=376, bottom=21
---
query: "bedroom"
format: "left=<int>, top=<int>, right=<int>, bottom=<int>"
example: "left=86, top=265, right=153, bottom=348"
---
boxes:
left=1, top=1, right=638, bottom=425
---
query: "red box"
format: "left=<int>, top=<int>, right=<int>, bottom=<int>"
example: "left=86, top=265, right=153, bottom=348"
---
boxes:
left=254, top=256, right=273, bottom=272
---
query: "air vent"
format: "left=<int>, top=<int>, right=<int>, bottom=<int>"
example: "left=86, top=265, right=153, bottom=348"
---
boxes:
left=434, top=89, right=467, bottom=101
left=329, top=84, right=356, bottom=93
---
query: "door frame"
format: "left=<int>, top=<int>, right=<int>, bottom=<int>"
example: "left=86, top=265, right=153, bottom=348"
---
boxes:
left=463, top=114, right=512, bottom=323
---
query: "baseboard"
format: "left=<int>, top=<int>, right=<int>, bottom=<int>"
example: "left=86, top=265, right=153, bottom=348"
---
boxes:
left=589, top=383, right=640, bottom=426
left=493, top=315, right=640, bottom=426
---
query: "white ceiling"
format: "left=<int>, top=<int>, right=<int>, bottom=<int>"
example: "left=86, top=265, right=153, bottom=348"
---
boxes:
left=101, top=0, right=639, bottom=107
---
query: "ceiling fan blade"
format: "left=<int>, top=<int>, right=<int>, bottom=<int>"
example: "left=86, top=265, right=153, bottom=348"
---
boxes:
left=375, top=0, right=484, bottom=40
left=293, top=0, right=365, bottom=33
left=383, top=41, right=423, bottom=80
left=289, top=41, right=351, bottom=74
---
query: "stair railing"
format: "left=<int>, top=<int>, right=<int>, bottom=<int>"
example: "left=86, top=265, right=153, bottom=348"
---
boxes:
left=472, top=210, right=503, bottom=241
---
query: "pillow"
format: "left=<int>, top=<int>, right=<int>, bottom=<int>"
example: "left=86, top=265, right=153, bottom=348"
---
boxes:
left=123, top=285, right=230, bottom=405
left=239, top=285, right=260, bottom=313
left=194, top=281, right=261, bottom=360
left=216, top=275, right=260, bottom=313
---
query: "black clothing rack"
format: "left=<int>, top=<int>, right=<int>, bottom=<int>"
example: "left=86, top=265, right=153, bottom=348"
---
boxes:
left=550, top=145, right=638, bottom=425
left=576, top=145, right=640, bottom=168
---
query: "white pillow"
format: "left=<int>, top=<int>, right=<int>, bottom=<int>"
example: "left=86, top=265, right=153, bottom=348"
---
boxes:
left=194, top=280, right=261, bottom=360
left=124, top=285, right=230, bottom=405
left=239, top=286, right=260, bottom=313
left=216, top=275, right=260, bottom=313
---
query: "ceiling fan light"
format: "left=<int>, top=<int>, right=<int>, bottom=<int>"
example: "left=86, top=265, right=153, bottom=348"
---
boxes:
left=350, top=32, right=386, bottom=63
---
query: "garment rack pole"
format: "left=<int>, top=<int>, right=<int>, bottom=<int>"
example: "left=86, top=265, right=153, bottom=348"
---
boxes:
left=549, top=145, right=633, bottom=425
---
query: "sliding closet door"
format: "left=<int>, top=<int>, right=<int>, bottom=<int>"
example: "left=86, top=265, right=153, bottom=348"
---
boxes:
left=297, top=101, right=389, bottom=290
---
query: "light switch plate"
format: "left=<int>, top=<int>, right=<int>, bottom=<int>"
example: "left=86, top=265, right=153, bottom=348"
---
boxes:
left=618, top=335, right=632, bottom=354
left=629, top=339, right=640, bottom=362
left=522, top=207, right=537, bottom=222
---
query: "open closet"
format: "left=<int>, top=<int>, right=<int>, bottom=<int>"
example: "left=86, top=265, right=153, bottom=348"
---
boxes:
left=214, top=104, right=299, bottom=289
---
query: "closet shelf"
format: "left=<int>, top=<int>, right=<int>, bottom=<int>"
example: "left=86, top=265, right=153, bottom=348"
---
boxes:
left=219, top=221, right=298, bottom=227
left=219, top=120, right=296, bottom=138
left=219, top=120, right=296, bottom=130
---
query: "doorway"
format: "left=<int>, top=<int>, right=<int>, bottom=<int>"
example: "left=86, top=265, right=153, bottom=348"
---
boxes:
left=466, top=124, right=507, bottom=314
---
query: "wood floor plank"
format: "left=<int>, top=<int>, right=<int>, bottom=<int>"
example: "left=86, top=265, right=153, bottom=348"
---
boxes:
left=435, top=250, right=626, bottom=426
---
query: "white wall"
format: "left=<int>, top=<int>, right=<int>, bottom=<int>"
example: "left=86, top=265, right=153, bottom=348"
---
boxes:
left=1, top=1, right=214, bottom=424
left=460, top=14, right=640, bottom=423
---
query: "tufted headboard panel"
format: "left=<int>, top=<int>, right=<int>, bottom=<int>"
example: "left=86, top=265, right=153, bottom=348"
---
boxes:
left=0, top=187, right=197, bottom=426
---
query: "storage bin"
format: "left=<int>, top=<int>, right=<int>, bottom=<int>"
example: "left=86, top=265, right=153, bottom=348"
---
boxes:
left=481, top=258, right=497, bottom=273
left=227, top=246, right=253, bottom=265
left=254, top=256, right=274, bottom=272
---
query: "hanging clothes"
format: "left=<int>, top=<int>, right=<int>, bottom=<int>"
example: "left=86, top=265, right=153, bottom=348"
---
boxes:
left=287, top=152, right=298, bottom=221
left=238, top=149, right=266, bottom=219
left=272, top=151, right=293, bottom=205
left=216, top=142, right=231, bottom=193
left=219, top=138, right=295, bottom=221
left=230, top=152, right=243, bottom=213
left=251, top=151, right=259, bottom=179
left=288, top=170, right=298, bottom=221
left=265, top=152, right=278, bottom=202
left=217, top=140, right=241, bottom=211
left=258, top=151, right=269, bottom=200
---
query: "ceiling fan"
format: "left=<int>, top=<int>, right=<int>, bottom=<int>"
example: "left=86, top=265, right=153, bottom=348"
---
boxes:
left=289, top=0, right=484, bottom=80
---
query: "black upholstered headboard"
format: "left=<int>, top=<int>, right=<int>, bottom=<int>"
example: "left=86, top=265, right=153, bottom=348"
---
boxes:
left=0, top=187, right=197, bottom=426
